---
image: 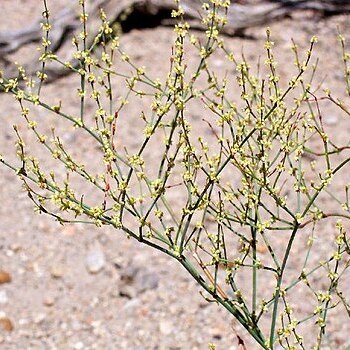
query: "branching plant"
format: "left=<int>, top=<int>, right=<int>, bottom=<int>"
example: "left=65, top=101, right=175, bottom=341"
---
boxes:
left=1, top=0, right=350, bottom=348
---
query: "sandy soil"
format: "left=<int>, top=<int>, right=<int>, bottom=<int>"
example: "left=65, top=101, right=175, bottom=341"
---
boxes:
left=1, top=1, right=350, bottom=349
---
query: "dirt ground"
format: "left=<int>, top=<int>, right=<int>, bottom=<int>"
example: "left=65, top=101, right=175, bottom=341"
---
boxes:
left=1, top=1, right=350, bottom=349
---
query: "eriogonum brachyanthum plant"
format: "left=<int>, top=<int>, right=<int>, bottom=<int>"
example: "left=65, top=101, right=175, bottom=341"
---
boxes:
left=1, top=0, right=350, bottom=348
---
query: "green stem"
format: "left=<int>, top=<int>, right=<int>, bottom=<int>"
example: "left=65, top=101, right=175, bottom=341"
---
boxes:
left=269, top=223, right=299, bottom=348
left=179, top=256, right=268, bottom=349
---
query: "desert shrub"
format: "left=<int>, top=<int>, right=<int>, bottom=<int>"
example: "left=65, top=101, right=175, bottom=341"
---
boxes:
left=1, top=0, right=350, bottom=348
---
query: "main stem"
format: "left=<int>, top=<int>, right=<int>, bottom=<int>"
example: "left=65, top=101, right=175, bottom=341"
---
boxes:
left=179, top=256, right=267, bottom=348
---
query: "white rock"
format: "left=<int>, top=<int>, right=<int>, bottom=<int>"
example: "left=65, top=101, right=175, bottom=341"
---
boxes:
left=0, top=291, right=8, bottom=304
left=73, top=341, right=84, bottom=350
left=85, top=250, right=106, bottom=274
left=5, top=250, right=14, bottom=257
left=33, top=313, right=46, bottom=324
left=18, top=318, right=29, bottom=326
left=159, top=320, right=173, bottom=336
left=123, top=298, right=141, bottom=312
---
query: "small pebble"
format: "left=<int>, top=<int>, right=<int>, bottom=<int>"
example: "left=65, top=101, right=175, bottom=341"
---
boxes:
left=119, top=285, right=137, bottom=299
left=50, top=264, right=64, bottom=279
left=120, top=266, right=159, bottom=294
left=73, top=341, right=84, bottom=350
left=34, top=313, right=46, bottom=324
left=159, top=320, right=173, bottom=336
left=112, top=257, right=124, bottom=269
left=43, top=296, right=55, bottom=307
left=10, top=244, right=22, bottom=252
left=90, top=296, right=99, bottom=307
left=18, top=318, right=29, bottom=326
left=85, top=250, right=106, bottom=274
left=5, top=250, right=14, bottom=257
left=137, top=272, right=159, bottom=293
left=0, top=291, right=8, bottom=305
left=0, top=317, right=14, bottom=332
left=91, top=320, right=102, bottom=329
left=123, top=298, right=141, bottom=312
left=0, top=271, right=11, bottom=284
left=120, top=266, right=139, bottom=284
